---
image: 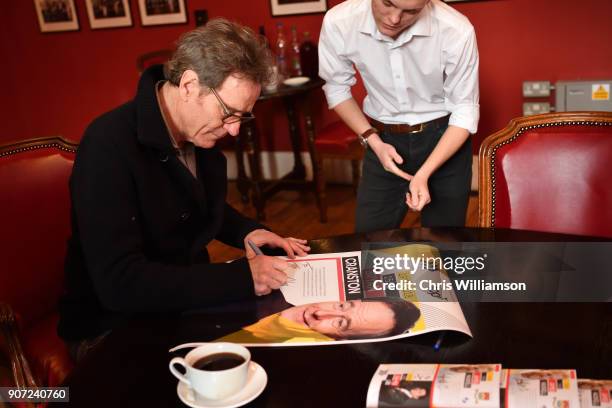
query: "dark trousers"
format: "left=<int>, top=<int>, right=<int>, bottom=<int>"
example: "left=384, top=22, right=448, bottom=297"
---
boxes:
left=355, top=118, right=472, bottom=233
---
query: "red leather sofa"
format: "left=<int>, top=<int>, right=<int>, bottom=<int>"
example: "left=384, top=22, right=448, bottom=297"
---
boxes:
left=479, top=111, right=612, bottom=237
left=0, top=137, right=77, bottom=388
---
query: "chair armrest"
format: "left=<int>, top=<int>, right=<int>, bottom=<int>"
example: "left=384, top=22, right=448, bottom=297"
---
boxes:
left=0, top=303, right=38, bottom=389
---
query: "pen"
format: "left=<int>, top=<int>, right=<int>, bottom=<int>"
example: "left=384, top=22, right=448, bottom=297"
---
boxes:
left=433, top=332, right=446, bottom=351
left=247, top=239, right=263, bottom=256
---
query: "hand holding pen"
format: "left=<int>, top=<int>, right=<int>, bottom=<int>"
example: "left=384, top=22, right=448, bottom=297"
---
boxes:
left=245, top=231, right=307, bottom=296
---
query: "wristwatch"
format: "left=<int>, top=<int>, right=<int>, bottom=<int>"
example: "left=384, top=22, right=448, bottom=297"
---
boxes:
left=358, top=127, right=379, bottom=148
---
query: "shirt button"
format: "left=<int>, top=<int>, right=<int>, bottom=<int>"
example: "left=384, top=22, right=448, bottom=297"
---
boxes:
left=180, top=212, right=190, bottom=221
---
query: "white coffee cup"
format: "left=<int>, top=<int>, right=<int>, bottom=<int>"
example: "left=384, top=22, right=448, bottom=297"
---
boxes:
left=169, top=343, right=251, bottom=400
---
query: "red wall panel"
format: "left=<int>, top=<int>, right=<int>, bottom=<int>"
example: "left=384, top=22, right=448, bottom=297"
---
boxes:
left=2, top=0, right=612, bottom=151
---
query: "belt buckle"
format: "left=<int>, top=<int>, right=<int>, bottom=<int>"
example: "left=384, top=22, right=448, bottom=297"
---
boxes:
left=409, top=123, right=424, bottom=134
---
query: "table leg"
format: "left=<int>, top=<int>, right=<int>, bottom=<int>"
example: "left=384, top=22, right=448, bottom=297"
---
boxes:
left=283, top=96, right=306, bottom=180
left=304, top=109, right=326, bottom=223
left=244, top=122, right=266, bottom=221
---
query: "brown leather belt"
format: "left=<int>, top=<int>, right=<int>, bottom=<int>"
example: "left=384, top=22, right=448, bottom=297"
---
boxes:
left=370, top=115, right=450, bottom=134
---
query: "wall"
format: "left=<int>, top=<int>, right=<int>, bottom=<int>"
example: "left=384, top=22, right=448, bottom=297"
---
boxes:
left=2, top=0, right=612, bottom=150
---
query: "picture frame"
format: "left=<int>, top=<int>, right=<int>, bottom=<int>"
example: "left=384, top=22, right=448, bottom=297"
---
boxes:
left=138, top=0, right=187, bottom=26
left=85, top=0, right=132, bottom=30
left=33, top=0, right=79, bottom=33
left=270, top=0, right=327, bottom=17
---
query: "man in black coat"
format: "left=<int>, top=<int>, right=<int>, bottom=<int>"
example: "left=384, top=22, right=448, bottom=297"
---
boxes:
left=58, top=19, right=309, bottom=361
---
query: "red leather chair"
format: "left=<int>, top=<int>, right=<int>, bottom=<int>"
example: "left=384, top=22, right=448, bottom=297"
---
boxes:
left=479, top=112, right=612, bottom=237
left=313, top=121, right=363, bottom=223
left=0, top=137, right=78, bottom=388
left=136, top=49, right=173, bottom=73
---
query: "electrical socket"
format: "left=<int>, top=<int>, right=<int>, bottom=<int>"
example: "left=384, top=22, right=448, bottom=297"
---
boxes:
left=523, top=81, right=552, bottom=97
left=523, top=102, right=552, bottom=116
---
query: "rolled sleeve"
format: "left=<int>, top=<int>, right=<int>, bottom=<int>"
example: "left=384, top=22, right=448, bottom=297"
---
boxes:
left=444, top=27, right=480, bottom=134
left=319, top=14, right=357, bottom=109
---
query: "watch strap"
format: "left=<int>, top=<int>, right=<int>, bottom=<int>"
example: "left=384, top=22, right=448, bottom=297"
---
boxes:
left=358, top=127, right=379, bottom=147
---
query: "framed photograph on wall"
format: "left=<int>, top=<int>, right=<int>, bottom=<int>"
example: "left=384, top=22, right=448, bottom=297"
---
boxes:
left=34, top=0, right=79, bottom=32
left=270, top=0, right=327, bottom=17
left=85, top=0, right=132, bottom=29
left=138, top=0, right=187, bottom=26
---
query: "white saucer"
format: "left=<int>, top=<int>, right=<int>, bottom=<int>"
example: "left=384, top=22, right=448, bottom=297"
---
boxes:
left=176, top=361, right=267, bottom=408
left=283, top=76, right=310, bottom=87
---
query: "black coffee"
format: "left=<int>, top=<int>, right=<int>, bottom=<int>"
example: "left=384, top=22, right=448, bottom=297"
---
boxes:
left=193, top=353, right=245, bottom=371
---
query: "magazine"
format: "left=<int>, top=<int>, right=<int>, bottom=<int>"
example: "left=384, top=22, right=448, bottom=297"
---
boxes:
left=213, top=244, right=472, bottom=346
left=578, top=379, right=612, bottom=408
left=505, top=369, right=580, bottom=408
left=366, top=363, right=502, bottom=407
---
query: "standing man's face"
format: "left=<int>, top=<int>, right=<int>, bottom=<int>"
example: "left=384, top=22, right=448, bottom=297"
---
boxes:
left=371, top=0, right=430, bottom=39
left=280, top=300, right=396, bottom=339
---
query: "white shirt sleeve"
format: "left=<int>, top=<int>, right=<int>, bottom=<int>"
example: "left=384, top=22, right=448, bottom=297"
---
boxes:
left=318, top=15, right=358, bottom=109
left=443, top=26, right=480, bottom=134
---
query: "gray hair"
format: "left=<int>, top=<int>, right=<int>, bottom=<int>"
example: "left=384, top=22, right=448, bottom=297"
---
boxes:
left=164, top=18, right=273, bottom=89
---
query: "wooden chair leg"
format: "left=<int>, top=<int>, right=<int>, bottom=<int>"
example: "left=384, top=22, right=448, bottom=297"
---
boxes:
left=314, top=156, right=327, bottom=223
left=351, top=159, right=361, bottom=195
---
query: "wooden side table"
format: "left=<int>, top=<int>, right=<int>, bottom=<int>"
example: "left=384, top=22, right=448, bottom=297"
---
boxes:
left=235, top=77, right=325, bottom=221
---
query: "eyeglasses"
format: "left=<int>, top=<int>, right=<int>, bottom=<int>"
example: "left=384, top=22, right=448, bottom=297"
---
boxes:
left=209, top=87, right=255, bottom=124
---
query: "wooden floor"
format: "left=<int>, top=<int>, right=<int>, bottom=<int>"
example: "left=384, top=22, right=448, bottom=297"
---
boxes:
left=208, top=182, right=479, bottom=262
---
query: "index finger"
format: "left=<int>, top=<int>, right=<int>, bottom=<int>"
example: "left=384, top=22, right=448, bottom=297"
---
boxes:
left=388, top=164, right=413, bottom=181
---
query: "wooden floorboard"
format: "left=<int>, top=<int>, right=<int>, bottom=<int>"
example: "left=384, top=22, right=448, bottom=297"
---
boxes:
left=208, top=182, right=478, bottom=263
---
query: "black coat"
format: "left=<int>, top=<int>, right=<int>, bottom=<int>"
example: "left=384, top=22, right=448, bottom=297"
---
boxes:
left=58, top=65, right=262, bottom=341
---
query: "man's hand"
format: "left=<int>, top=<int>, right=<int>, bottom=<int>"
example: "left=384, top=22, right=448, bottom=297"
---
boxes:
left=405, top=172, right=431, bottom=212
left=248, top=255, right=296, bottom=296
left=368, top=135, right=413, bottom=182
left=244, top=229, right=310, bottom=259
left=244, top=229, right=310, bottom=296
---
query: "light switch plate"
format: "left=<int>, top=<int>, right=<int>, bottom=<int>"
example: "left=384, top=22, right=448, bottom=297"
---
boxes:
left=523, top=81, right=552, bottom=97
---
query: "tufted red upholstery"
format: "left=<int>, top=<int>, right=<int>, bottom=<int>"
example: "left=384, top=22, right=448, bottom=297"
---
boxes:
left=0, top=137, right=77, bottom=387
left=479, top=112, right=612, bottom=238
left=313, top=121, right=364, bottom=223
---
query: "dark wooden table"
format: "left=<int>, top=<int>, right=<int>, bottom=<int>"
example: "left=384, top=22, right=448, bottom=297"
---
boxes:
left=53, top=228, right=612, bottom=407
left=235, top=78, right=325, bottom=221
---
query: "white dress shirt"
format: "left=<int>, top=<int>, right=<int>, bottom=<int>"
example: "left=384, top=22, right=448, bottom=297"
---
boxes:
left=319, top=0, right=479, bottom=134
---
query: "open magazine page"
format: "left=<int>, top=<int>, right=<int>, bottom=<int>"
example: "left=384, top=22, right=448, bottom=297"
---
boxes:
left=214, top=244, right=471, bottom=346
left=500, top=369, right=508, bottom=408
left=366, top=364, right=501, bottom=408
left=578, top=380, right=612, bottom=408
left=506, top=369, right=580, bottom=408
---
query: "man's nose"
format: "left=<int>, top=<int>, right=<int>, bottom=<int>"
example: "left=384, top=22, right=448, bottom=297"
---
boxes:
left=313, top=309, right=343, bottom=319
left=389, top=10, right=401, bottom=25
left=224, top=122, right=241, bottom=137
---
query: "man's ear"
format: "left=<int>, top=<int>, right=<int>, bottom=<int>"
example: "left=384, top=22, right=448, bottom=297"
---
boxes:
left=178, top=69, right=200, bottom=102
